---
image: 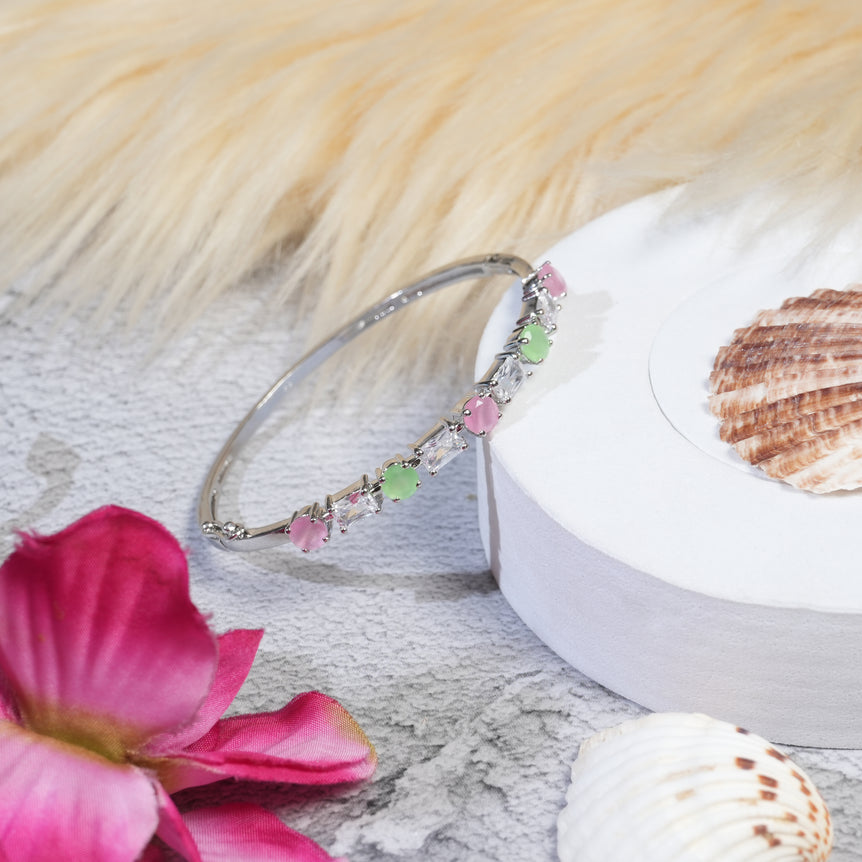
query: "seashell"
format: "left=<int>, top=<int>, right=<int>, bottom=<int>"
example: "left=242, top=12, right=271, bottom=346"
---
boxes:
left=557, top=712, right=832, bottom=862
left=709, top=286, right=862, bottom=492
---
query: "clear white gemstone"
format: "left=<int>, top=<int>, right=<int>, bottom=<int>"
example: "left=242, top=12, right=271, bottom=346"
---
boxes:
left=535, top=289, right=559, bottom=330
left=331, top=487, right=383, bottom=532
left=491, top=355, right=525, bottom=404
left=418, top=424, right=468, bottom=475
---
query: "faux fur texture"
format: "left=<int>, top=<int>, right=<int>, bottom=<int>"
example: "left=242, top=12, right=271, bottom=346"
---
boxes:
left=2, top=0, right=862, bottom=348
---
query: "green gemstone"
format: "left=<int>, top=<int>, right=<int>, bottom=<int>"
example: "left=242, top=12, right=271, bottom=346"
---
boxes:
left=519, top=324, right=550, bottom=363
left=381, top=463, right=419, bottom=501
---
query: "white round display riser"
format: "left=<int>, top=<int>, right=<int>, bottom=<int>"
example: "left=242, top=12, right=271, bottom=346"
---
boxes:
left=476, top=191, right=862, bottom=747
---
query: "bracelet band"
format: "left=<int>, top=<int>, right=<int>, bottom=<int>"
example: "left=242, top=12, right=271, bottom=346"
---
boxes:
left=198, top=254, right=566, bottom=552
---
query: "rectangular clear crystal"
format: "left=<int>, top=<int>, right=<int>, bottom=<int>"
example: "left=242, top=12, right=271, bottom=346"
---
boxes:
left=490, top=355, right=525, bottom=404
left=415, top=423, right=468, bottom=475
left=330, top=482, right=383, bottom=532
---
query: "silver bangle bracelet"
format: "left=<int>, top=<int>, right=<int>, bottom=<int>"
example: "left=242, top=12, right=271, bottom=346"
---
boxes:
left=199, top=254, right=566, bottom=552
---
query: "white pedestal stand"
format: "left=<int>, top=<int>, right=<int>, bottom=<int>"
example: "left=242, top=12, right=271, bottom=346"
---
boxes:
left=477, top=192, right=862, bottom=747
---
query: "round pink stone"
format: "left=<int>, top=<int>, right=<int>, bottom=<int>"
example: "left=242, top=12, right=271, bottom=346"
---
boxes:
left=463, top=395, right=500, bottom=435
left=538, top=262, right=567, bottom=298
left=287, top=514, right=328, bottom=552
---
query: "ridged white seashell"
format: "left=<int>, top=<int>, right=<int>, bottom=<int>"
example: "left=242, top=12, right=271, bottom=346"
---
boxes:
left=709, top=287, right=862, bottom=492
left=558, top=713, right=832, bottom=862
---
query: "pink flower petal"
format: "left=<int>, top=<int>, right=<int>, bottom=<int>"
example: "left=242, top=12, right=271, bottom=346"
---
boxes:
left=0, top=506, right=218, bottom=750
left=160, top=692, right=377, bottom=793
left=182, top=803, right=346, bottom=862
left=153, top=781, right=203, bottom=862
left=0, top=671, right=19, bottom=723
left=0, top=721, right=158, bottom=861
left=145, top=629, right=263, bottom=755
left=0, top=700, right=17, bottom=723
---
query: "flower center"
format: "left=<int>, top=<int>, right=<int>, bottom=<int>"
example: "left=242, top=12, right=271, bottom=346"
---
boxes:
left=24, top=704, right=131, bottom=764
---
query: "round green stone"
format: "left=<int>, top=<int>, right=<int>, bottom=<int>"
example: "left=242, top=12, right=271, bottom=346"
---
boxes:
left=381, top=463, right=419, bottom=501
left=519, top=324, right=550, bottom=363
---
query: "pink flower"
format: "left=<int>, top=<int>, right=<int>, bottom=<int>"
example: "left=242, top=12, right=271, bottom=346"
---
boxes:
left=0, top=506, right=376, bottom=861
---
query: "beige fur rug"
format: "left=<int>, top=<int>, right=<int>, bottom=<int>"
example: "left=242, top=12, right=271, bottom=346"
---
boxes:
left=2, top=0, right=861, bottom=348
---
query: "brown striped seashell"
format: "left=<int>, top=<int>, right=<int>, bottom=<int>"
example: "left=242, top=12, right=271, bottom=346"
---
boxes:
left=709, top=286, right=862, bottom=492
left=557, top=713, right=832, bottom=862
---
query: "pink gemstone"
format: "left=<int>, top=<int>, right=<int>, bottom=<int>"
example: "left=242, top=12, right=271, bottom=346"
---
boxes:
left=287, top=514, right=328, bottom=552
left=538, top=262, right=567, bottom=298
left=463, top=395, right=500, bottom=435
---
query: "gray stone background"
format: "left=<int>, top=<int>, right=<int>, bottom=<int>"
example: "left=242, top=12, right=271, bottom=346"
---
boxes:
left=2, top=272, right=862, bottom=861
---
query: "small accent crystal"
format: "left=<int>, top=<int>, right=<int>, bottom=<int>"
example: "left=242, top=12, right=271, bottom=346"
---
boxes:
left=222, top=522, right=245, bottom=540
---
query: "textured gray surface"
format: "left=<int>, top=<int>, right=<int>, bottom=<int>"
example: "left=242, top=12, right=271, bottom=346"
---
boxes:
left=3, top=278, right=862, bottom=861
